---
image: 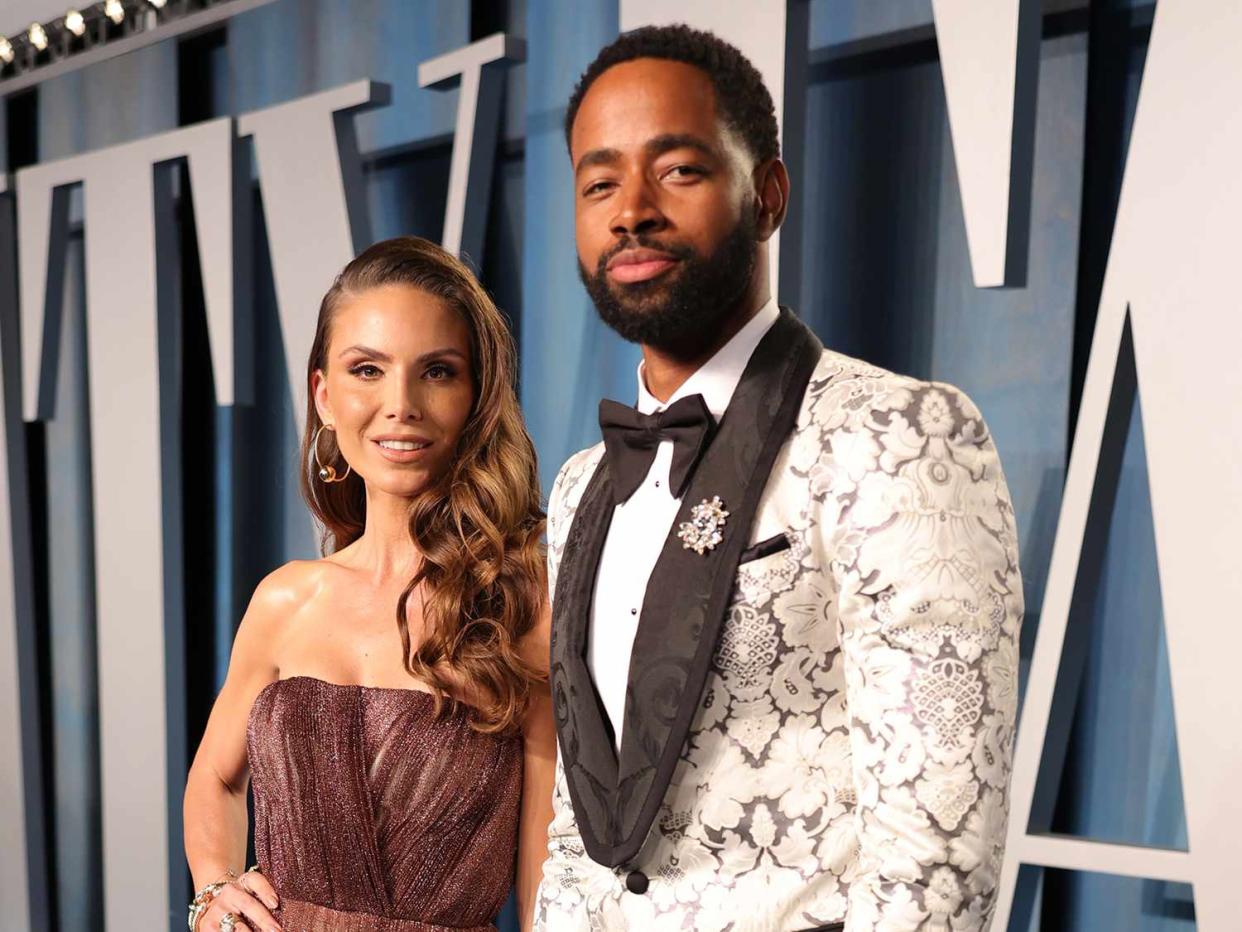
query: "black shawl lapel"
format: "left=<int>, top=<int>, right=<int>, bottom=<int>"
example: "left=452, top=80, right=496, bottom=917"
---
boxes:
left=548, top=459, right=621, bottom=862
left=549, top=309, right=822, bottom=868
left=612, top=308, right=822, bottom=865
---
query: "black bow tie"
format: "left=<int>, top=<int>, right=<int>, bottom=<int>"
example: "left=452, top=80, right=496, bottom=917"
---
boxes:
left=598, top=394, right=716, bottom=504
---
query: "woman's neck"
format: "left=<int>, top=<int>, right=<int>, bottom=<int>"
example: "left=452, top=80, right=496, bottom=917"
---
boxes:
left=345, top=488, right=421, bottom=584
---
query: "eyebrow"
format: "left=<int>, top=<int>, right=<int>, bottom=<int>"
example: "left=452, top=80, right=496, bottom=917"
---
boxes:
left=574, top=133, right=720, bottom=175
left=337, top=345, right=468, bottom=364
left=575, top=146, right=621, bottom=174
left=645, top=133, right=720, bottom=161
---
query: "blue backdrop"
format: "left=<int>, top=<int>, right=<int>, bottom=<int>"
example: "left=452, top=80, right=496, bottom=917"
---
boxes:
left=5, top=0, right=1186, bottom=928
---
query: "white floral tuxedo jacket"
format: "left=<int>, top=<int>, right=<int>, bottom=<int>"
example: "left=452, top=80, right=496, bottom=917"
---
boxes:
left=535, top=311, right=1023, bottom=932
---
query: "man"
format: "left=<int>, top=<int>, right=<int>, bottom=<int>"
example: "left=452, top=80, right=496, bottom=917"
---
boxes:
left=535, top=24, right=1022, bottom=932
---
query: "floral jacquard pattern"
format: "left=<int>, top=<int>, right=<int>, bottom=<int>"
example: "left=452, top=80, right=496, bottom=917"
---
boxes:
left=535, top=350, right=1023, bottom=932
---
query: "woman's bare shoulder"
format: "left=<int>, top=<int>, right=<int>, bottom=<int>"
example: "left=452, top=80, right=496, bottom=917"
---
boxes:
left=227, top=558, right=341, bottom=680
left=240, top=558, right=341, bottom=634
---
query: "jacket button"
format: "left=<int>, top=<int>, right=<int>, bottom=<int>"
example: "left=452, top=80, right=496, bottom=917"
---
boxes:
left=625, top=869, right=649, bottom=894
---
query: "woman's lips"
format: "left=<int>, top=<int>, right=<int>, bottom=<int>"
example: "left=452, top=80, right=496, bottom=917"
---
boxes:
left=373, top=439, right=433, bottom=464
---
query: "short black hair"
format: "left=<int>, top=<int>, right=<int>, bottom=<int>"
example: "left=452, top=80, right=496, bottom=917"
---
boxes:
left=564, top=24, right=780, bottom=164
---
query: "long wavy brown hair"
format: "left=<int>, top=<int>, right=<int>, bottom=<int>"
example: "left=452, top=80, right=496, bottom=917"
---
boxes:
left=299, top=236, right=545, bottom=734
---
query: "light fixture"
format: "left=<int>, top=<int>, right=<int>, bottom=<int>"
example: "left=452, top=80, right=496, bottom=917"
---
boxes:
left=2, top=0, right=228, bottom=85
left=29, top=22, right=49, bottom=51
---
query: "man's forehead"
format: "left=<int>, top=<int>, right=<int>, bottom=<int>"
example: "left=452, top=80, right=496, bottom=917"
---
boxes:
left=571, top=59, right=727, bottom=157
left=588, top=56, right=716, bottom=95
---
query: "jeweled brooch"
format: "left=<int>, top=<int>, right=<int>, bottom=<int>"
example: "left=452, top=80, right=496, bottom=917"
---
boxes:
left=678, top=496, right=729, bottom=554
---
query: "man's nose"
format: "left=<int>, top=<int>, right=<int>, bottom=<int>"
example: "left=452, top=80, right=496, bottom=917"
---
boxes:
left=610, top=177, right=667, bottom=237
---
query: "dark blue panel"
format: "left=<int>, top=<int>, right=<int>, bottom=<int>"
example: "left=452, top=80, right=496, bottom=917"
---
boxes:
left=225, top=0, right=467, bottom=151
left=1047, top=392, right=1193, bottom=930
left=518, top=0, right=629, bottom=496
left=809, top=0, right=933, bottom=49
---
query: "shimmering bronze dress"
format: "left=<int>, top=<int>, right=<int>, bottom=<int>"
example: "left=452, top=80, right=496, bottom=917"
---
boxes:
left=247, top=676, right=522, bottom=931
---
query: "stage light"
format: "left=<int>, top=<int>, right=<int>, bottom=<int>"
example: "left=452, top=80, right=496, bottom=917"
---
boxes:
left=104, top=0, right=125, bottom=25
left=0, top=37, right=13, bottom=65
left=29, top=23, right=49, bottom=51
left=65, top=10, right=86, bottom=37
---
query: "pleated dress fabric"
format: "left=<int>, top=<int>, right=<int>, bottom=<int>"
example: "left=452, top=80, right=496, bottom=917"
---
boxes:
left=247, top=676, right=522, bottom=931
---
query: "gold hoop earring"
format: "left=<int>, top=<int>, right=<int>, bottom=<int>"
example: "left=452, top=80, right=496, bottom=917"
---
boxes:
left=313, top=424, right=352, bottom=483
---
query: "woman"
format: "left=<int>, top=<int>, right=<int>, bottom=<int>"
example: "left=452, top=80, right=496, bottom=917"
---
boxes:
left=183, top=237, right=555, bottom=932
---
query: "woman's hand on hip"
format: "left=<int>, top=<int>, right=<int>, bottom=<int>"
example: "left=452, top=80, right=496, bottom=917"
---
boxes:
left=196, top=871, right=281, bottom=932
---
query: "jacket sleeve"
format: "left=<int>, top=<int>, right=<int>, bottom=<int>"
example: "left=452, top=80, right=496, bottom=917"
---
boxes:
left=544, top=459, right=569, bottom=597
left=534, top=450, right=601, bottom=930
left=829, top=383, right=1023, bottom=932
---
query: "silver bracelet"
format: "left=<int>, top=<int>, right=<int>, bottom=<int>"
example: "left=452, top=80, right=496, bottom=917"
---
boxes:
left=187, top=873, right=234, bottom=931
left=186, top=898, right=210, bottom=932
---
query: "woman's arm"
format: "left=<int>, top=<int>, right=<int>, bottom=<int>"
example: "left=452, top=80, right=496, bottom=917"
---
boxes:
left=515, top=601, right=557, bottom=932
left=183, top=567, right=300, bottom=931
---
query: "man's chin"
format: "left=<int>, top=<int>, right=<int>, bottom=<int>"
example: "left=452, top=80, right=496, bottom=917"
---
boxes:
left=605, top=279, right=676, bottom=312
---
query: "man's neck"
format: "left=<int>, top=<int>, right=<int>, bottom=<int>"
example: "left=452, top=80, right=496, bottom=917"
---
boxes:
left=641, top=289, right=770, bottom=403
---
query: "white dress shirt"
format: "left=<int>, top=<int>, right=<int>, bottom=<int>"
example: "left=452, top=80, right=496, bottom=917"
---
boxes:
left=587, top=299, right=780, bottom=750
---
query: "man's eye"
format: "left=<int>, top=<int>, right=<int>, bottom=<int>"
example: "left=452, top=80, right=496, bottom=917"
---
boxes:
left=350, top=364, right=382, bottom=379
left=583, top=180, right=614, bottom=197
left=665, top=165, right=703, bottom=180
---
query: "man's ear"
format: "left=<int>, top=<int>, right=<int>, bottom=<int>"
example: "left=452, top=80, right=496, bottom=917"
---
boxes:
left=311, top=369, right=333, bottom=426
left=754, top=158, right=790, bottom=242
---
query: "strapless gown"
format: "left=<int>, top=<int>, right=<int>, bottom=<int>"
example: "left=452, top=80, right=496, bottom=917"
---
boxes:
left=247, top=676, right=522, bottom=931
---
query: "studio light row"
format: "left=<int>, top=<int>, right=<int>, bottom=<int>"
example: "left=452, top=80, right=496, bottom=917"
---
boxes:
left=0, top=0, right=209, bottom=78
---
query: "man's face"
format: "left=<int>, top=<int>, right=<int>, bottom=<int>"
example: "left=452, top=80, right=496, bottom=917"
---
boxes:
left=570, top=58, right=759, bottom=350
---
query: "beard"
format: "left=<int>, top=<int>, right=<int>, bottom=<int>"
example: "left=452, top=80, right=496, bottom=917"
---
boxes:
left=578, top=208, right=758, bottom=352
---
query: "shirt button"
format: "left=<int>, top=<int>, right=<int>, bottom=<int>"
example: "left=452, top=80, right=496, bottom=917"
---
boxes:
left=654, top=480, right=660, bottom=488
left=630, top=608, right=637, bottom=615
left=625, top=869, right=649, bottom=894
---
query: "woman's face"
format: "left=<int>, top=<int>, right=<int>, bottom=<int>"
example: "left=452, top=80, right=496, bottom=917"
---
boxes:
left=312, top=284, right=475, bottom=500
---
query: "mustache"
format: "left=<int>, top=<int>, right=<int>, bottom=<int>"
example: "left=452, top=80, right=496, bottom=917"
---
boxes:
left=594, top=235, right=696, bottom=276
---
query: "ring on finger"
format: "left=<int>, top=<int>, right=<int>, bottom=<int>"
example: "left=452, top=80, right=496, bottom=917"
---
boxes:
left=218, top=914, right=239, bottom=932
left=238, top=864, right=263, bottom=892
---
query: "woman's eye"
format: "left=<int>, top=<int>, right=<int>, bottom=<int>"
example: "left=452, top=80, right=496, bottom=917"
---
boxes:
left=350, top=364, right=382, bottom=379
left=425, top=363, right=455, bottom=380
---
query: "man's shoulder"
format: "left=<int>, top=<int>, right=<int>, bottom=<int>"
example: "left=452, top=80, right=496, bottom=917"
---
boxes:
left=802, top=346, right=986, bottom=432
left=549, top=441, right=606, bottom=519
left=556, top=441, right=605, bottom=489
left=806, top=346, right=936, bottom=403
